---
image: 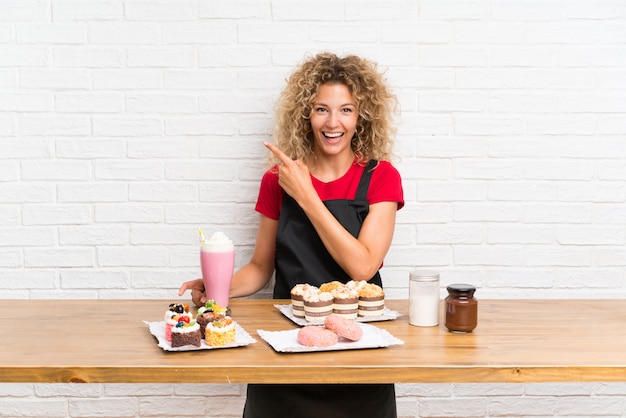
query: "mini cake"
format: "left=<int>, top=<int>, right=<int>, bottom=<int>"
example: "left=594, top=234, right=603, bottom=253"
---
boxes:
left=319, top=280, right=344, bottom=293
left=290, top=284, right=312, bottom=319
left=355, top=282, right=385, bottom=317
left=324, top=314, right=363, bottom=342
left=164, top=303, right=192, bottom=342
left=196, top=300, right=227, bottom=337
left=331, top=285, right=359, bottom=320
left=170, top=319, right=201, bottom=348
left=346, top=280, right=366, bottom=292
left=303, top=289, right=333, bottom=322
left=297, top=325, right=338, bottom=347
left=205, top=316, right=236, bottom=347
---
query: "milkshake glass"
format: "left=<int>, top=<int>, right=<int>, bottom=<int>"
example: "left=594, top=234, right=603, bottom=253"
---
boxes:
left=200, top=231, right=234, bottom=307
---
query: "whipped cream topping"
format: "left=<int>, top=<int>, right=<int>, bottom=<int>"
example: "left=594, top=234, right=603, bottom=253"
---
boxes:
left=201, top=231, right=234, bottom=252
left=171, top=321, right=199, bottom=333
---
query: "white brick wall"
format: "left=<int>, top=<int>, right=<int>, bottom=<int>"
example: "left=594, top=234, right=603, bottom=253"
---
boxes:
left=1, top=0, right=624, bottom=416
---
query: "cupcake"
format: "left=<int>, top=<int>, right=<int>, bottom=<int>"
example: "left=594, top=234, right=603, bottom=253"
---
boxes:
left=331, top=285, right=359, bottom=320
left=205, top=316, right=236, bottom=347
left=290, top=284, right=312, bottom=319
left=355, top=282, right=385, bottom=317
left=319, top=280, right=344, bottom=293
left=346, top=280, right=366, bottom=292
left=171, top=319, right=201, bottom=348
left=196, top=300, right=227, bottom=337
left=303, top=288, right=333, bottom=322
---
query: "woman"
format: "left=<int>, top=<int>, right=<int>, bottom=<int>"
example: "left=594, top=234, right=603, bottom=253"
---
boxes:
left=179, top=52, right=404, bottom=418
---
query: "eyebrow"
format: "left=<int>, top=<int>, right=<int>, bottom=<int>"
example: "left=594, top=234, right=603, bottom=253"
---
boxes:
left=314, top=102, right=356, bottom=107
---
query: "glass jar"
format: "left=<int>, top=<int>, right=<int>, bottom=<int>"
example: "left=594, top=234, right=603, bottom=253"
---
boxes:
left=445, top=284, right=478, bottom=333
left=409, top=270, right=440, bottom=327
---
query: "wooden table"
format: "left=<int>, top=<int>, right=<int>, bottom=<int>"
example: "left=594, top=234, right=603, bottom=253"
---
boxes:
left=1, top=299, right=625, bottom=384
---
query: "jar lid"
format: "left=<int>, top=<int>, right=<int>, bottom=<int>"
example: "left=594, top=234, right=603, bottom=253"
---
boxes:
left=409, top=270, right=439, bottom=281
left=446, top=283, right=476, bottom=293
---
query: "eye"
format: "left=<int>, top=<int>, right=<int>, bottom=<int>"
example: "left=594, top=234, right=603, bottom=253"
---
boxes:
left=342, top=107, right=354, bottom=113
left=315, top=107, right=328, bottom=113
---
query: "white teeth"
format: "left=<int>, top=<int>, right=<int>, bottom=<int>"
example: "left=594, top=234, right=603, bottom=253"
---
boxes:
left=324, top=132, right=343, bottom=138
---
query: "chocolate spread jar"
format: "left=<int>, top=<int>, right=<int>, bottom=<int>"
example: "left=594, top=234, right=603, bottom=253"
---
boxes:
left=445, top=284, right=477, bottom=333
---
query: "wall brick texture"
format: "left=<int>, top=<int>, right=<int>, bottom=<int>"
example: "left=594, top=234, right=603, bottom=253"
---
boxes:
left=1, top=0, right=625, bottom=416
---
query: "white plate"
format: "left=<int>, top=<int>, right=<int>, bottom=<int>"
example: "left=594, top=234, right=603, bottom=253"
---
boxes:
left=257, top=322, right=404, bottom=353
left=144, top=320, right=257, bottom=352
left=275, top=304, right=400, bottom=326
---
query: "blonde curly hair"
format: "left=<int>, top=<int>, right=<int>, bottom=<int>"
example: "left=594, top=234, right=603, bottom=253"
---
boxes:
left=270, top=52, right=398, bottom=167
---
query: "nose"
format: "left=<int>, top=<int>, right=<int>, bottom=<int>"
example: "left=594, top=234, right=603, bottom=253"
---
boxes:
left=327, top=111, right=340, bottom=128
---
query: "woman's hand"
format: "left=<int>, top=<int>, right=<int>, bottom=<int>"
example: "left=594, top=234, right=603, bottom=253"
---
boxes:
left=264, top=142, right=314, bottom=205
left=178, top=278, right=206, bottom=307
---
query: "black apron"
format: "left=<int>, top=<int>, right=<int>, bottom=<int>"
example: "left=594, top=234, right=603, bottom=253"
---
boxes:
left=273, top=159, right=383, bottom=298
left=244, top=160, right=397, bottom=418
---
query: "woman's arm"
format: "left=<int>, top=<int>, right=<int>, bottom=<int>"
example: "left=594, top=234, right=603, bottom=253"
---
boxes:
left=229, top=214, right=278, bottom=297
left=300, top=199, right=397, bottom=281
left=264, top=142, right=397, bottom=282
left=178, top=214, right=278, bottom=306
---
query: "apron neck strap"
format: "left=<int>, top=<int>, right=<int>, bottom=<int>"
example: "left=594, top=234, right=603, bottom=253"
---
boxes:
left=354, top=159, right=378, bottom=202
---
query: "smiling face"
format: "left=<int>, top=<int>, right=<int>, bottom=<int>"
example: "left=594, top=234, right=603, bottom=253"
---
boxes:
left=309, top=83, right=358, bottom=161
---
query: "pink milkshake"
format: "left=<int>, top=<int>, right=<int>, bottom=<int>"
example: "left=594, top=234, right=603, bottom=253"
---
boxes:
left=200, top=231, right=234, bottom=307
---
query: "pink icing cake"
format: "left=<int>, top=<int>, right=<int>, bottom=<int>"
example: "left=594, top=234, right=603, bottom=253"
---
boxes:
left=324, top=314, right=363, bottom=341
left=297, top=326, right=338, bottom=347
